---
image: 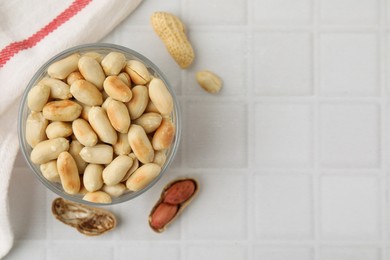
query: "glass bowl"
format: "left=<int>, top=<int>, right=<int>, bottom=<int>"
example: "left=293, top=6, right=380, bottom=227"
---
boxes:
left=17, top=43, right=181, bottom=206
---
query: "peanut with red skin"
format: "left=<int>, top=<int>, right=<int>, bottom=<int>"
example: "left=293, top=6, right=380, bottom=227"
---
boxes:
left=150, top=203, right=178, bottom=230
left=163, top=180, right=195, bottom=205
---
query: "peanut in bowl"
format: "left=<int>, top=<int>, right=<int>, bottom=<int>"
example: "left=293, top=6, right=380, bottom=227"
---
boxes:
left=17, top=43, right=181, bottom=206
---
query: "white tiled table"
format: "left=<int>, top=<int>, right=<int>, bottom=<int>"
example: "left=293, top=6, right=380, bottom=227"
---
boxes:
left=5, top=0, right=390, bottom=259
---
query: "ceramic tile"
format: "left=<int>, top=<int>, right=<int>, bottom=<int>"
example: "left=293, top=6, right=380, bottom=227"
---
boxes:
left=319, top=247, right=380, bottom=260
left=187, top=244, right=247, bottom=260
left=184, top=101, right=247, bottom=168
left=254, top=32, right=313, bottom=96
left=254, top=103, right=313, bottom=167
left=117, top=245, right=180, bottom=260
left=182, top=172, right=246, bottom=239
left=254, top=174, right=313, bottom=239
left=254, top=247, right=313, bottom=260
left=320, top=103, right=380, bottom=168
left=183, top=0, right=247, bottom=25
left=320, top=0, right=378, bottom=25
left=319, top=33, right=379, bottom=96
left=320, top=175, right=380, bottom=239
left=48, top=243, right=113, bottom=260
left=253, top=0, right=312, bottom=25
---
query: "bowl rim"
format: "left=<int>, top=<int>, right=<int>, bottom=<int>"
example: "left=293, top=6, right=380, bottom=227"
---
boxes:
left=17, top=43, right=182, bottom=206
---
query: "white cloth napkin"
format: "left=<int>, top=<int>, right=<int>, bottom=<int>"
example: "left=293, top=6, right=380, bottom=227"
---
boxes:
left=0, top=0, right=143, bottom=258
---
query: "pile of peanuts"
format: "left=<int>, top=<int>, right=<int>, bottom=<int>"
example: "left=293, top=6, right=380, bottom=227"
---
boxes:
left=25, top=50, right=176, bottom=203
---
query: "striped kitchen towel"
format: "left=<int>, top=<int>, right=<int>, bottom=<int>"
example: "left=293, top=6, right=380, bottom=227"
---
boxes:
left=0, top=0, right=143, bottom=258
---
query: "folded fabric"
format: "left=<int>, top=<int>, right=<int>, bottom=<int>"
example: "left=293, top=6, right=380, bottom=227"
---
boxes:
left=0, top=0, right=143, bottom=258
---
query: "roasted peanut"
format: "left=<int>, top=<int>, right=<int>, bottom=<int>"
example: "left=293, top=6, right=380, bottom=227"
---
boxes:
left=83, top=191, right=112, bottom=204
left=40, top=160, right=60, bottom=183
left=153, top=150, right=167, bottom=167
left=83, top=52, right=104, bottom=63
left=101, top=52, right=126, bottom=76
left=103, top=76, right=132, bottom=102
left=125, top=60, right=151, bottom=85
left=79, top=144, right=113, bottom=164
left=76, top=101, right=92, bottom=121
left=121, top=153, right=139, bottom=182
left=126, top=85, right=148, bottom=120
left=66, top=71, right=84, bottom=85
left=102, top=183, right=127, bottom=198
left=164, top=180, right=195, bottom=205
left=30, top=138, right=69, bottom=164
left=26, top=112, right=48, bottom=148
left=133, top=112, right=162, bottom=134
left=70, top=80, right=103, bottom=106
left=150, top=203, right=178, bottom=230
left=113, top=132, right=132, bottom=155
left=45, top=122, right=73, bottom=139
left=69, top=140, right=87, bottom=174
left=101, top=96, right=113, bottom=111
left=148, top=78, right=173, bottom=115
left=196, top=70, right=222, bottom=94
left=126, top=163, right=161, bottom=191
left=107, top=99, right=131, bottom=133
left=127, top=124, right=154, bottom=164
left=152, top=118, right=175, bottom=150
left=103, top=155, right=133, bottom=186
left=88, top=106, right=117, bottom=145
left=78, top=56, right=105, bottom=90
left=83, top=164, right=104, bottom=192
left=145, top=99, right=160, bottom=113
left=27, top=84, right=50, bottom=112
left=72, top=118, right=98, bottom=147
left=57, top=152, right=80, bottom=195
left=39, top=77, right=72, bottom=100
left=42, top=100, right=82, bottom=121
left=48, top=53, right=80, bottom=79
left=151, top=12, right=194, bottom=69
left=118, top=72, right=131, bottom=86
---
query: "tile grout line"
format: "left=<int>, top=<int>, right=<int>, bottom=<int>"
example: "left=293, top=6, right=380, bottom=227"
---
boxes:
left=312, top=0, right=321, bottom=258
left=45, top=190, right=51, bottom=260
left=179, top=1, right=188, bottom=259
left=246, top=0, right=255, bottom=258
left=379, top=0, right=388, bottom=258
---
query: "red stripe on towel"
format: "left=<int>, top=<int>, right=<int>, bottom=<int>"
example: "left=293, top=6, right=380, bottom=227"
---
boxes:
left=0, top=0, right=92, bottom=68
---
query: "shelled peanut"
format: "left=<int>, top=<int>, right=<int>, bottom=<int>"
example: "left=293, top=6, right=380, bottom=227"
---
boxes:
left=26, top=50, right=176, bottom=203
left=149, top=178, right=198, bottom=233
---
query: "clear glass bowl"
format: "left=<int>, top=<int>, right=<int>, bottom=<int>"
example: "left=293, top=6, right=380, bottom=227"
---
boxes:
left=17, top=43, right=181, bottom=206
